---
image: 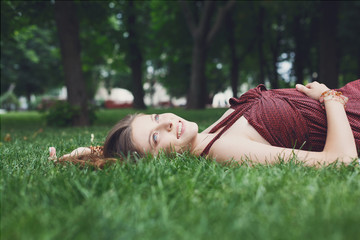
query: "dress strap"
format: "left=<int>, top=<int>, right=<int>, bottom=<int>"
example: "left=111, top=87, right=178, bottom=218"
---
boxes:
left=200, top=103, right=253, bottom=156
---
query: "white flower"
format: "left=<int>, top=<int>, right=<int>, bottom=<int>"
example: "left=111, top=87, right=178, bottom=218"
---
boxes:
left=48, top=147, right=57, bottom=162
left=91, top=134, right=94, bottom=143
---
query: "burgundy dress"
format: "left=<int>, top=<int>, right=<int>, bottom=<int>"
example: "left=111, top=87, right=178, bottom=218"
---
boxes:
left=201, top=80, right=360, bottom=156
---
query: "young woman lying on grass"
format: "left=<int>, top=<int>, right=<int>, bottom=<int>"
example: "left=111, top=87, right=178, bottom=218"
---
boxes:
left=49, top=80, right=360, bottom=168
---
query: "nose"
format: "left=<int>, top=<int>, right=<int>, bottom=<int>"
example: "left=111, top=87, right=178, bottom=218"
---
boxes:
left=166, top=121, right=173, bottom=132
left=159, top=120, right=173, bottom=132
left=168, top=122, right=173, bottom=132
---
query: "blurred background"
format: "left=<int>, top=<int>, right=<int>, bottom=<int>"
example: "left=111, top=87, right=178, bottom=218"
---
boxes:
left=1, top=0, right=359, bottom=126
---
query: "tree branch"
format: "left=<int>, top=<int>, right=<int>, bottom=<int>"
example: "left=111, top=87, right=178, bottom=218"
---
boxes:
left=178, top=0, right=197, bottom=38
left=198, top=1, right=215, bottom=39
left=206, top=0, right=236, bottom=45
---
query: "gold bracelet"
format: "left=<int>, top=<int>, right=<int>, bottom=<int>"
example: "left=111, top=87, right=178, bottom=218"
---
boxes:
left=319, top=90, right=348, bottom=109
left=90, top=146, right=104, bottom=156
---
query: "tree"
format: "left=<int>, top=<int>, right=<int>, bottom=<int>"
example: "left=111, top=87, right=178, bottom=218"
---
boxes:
left=225, top=13, right=240, bottom=98
left=337, top=1, right=360, bottom=84
left=256, top=5, right=266, bottom=84
left=3, top=0, right=359, bottom=113
left=148, top=1, right=192, bottom=99
left=99, top=0, right=149, bottom=109
left=318, top=1, right=340, bottom=88
left=54, top=0, right=89, bottom=126
left=264, top=3, right=286, bottom=89
left=222, top=3, right=257, bottom=97
left=1, top=1, right=63, bottom=101
left=281, top=1, right=316, bottom=85
left=179, top=0, right=235, bottom=109
left=122, top=0, right=146, bottom=109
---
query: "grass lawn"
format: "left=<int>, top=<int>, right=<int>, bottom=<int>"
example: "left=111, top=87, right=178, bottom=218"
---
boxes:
left=1, top=109, right=359, bottom=240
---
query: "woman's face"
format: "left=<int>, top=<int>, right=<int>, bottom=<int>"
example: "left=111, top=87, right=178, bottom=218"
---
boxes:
left=131, top=113, right=199, bottom=155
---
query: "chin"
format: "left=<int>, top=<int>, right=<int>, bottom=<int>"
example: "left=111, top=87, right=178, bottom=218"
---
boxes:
left=187, top=121, right=198, bottom=135
left=186, top=122, right=198, bottom=142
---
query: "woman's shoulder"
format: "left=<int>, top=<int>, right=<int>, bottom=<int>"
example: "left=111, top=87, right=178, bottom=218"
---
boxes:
left=201, top=108, right=234, bottom=134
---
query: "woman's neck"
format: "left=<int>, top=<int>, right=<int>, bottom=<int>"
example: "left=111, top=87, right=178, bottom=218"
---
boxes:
left=190, top=132, right=214, bottom=156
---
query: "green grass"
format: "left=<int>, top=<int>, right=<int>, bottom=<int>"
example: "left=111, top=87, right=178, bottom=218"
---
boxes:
left=1, top=109, right=360, bottom=240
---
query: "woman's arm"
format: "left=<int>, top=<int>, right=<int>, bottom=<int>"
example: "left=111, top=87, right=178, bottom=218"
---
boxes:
left=48, top=146, right=111, bottom=168
left=60, top=147, right=92, bottom=159
left=48, top=147, right=92, bottom=162
left=210, top=82, right=357, bottom=166
left=296, top=82, right=357, bottom=159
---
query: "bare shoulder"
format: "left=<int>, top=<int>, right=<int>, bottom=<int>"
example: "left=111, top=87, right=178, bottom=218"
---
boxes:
left=201, top=108, right=234, bottom=134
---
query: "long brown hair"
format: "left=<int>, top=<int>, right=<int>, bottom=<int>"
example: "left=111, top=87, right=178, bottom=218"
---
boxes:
left=103, top=114, right=140, bottom=158
left=56, top=114, right=140, bottom=169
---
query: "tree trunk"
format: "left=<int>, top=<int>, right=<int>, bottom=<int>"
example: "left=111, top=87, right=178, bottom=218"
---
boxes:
left=126, top=1, right=146, bottom=109
left=180, top=0, right=235, bottom=109
left=269, top=15, right=282, bottom=89
left=226, top=14, right=239, bottom=98
left=309, top=14, right=319, bottom=82
left=319, top=1, right=339, bottom=88
left=54, top=0, right=89, bottom=126
left=293, top=15, right=305, bottom=85
left=270, top=50, right=279, bottom=89
left=257, top=5, right=265, bottom=84
left=188, top=41, right=207, bottom=108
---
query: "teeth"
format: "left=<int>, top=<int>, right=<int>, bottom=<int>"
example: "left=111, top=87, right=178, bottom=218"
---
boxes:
left=178, top=122, right=182, bottom=138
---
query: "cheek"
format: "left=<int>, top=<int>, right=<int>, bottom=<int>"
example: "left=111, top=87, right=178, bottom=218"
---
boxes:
left=158, top=129, right=195, bottom=153
left=159, top=136, right=182, bottom=153
left=158, top=135, right=174, bottom=152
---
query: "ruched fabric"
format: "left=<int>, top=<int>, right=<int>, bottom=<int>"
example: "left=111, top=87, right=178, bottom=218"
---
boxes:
left=201, top=80, right=360, bottom=156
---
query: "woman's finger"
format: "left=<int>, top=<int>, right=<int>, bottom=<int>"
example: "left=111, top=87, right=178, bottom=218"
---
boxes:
left=296, top=84, right=310, bottom=94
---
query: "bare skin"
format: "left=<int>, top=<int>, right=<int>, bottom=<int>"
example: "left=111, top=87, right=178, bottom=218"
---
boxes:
left=131, top=113, right=199, bottom=154
left=56, top=82, right=357, bottom=166
left=201, top=82, right=357, bottom=166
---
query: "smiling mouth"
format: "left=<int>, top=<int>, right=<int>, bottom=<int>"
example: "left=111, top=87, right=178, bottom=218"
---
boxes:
left=177, top=121, right=183, bottom=139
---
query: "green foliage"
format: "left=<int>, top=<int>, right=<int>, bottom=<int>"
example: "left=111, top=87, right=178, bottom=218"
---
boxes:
left=1, top=109, right=360, bottom=240
left=1, top=1, right=63, bottom=97
left=44, top=101, right=97, bottom=127
left=148, top=1, right=192, bottom=98
left=1, top=0, right=359, bottom=108
left=44, top=101, right=79, bottom=127
left=0, top=91, right=19, bottom=110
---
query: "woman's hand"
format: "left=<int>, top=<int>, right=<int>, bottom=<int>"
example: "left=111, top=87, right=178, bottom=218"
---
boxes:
left=296, top=81, right=330, bottom=101
left=60, top=147, right=91, bottom=160
left=49, top=147, right=91, bottom=162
